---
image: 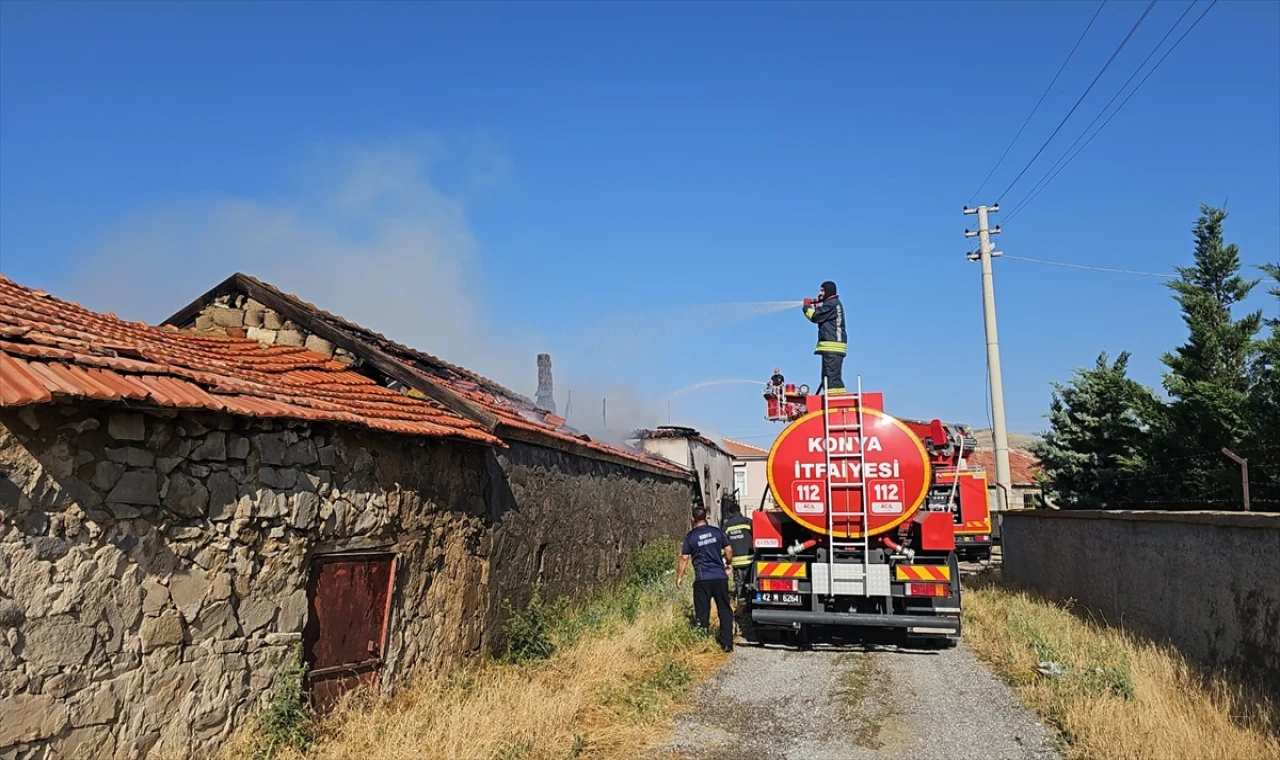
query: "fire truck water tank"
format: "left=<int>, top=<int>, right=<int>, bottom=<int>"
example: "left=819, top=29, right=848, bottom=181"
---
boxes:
left=766, top=408, right=933, bottom=538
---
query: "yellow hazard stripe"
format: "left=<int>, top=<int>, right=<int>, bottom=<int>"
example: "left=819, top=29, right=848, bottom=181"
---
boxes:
left=755, top=561, right=808, bottom=579
left=894, top=564, right=952, bottom=581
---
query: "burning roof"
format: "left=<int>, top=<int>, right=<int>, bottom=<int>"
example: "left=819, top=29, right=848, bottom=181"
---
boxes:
left=165, top=274, right=689, bottom=478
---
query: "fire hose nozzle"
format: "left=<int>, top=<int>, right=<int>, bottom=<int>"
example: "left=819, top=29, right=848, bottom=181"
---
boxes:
left=803, top=298, right=813, bottom=306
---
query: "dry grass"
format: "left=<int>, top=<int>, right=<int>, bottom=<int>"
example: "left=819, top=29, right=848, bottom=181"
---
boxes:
left=963, top=570, right=1280, bottom=760
left=220, top=578, right=728, bottom=760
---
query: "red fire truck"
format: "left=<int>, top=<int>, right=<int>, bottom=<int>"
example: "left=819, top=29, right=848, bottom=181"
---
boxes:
left=750, top=376, right=989, bottom=648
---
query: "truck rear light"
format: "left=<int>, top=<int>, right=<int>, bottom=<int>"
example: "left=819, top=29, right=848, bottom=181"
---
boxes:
left=759, top=579, right=796, bottom=592
left=980, top=535, right=989, bottom=541
left=906, top=583, right=948, bottom=597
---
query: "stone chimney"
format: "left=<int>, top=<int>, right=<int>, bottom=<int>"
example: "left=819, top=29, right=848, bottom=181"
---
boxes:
left=536, top=353, right=556, bottom=414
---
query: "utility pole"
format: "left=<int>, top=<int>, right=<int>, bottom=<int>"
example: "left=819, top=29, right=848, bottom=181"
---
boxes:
left=964, top=203, right=1014, bottom=513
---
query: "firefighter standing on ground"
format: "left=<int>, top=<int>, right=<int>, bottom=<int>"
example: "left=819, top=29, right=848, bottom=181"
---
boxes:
left=676, top=506, right=735, bottom=652
left=721, top=497, right=753, bottom=599
left=803, top=280, right=847, bottom=394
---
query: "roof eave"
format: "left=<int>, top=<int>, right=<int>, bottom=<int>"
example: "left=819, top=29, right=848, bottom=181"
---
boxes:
left=497, top=422, right=693, bottom=480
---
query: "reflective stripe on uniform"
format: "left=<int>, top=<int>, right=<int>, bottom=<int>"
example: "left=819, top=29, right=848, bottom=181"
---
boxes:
left=724, top=524, right=749, bottom=533
left=730, top=556, right=753, bottom=567
left=828, top=387, right=846, bottom=394
left=814, top=340, right=847, bottom=355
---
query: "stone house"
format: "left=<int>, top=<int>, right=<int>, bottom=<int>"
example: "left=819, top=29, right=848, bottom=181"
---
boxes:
left=0, top=275, right=694, bottom=759
left=629, top=426, right=734, bottom=525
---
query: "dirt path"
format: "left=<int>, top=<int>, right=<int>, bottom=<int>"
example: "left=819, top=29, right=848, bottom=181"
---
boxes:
left=648, top=641, right=1060, bottom=760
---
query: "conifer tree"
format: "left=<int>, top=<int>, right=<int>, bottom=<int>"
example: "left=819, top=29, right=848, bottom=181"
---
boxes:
left=1157, top=204, right=1263, bottom=505
left=1030, top=351, right=1160, bottom=508
left=1245, top=262, right=1280, bottom=504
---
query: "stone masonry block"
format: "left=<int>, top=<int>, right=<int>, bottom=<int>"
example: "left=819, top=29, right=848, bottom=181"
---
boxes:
left=107, top=413, right=145, bottom=441
left=209, top=307, right=245, bottom=328
left=276, top=330, right=305, bottom=347
left=304, top=334, right=336, bottom=356
left=246, top=326, right=277, bottom=344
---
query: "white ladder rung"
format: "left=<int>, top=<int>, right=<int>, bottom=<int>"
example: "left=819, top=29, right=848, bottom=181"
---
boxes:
left=827, top=424, right=861, bottom=432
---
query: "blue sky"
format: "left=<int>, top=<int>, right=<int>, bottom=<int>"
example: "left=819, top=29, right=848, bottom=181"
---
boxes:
left=2, top=0, right=1277, bottom=446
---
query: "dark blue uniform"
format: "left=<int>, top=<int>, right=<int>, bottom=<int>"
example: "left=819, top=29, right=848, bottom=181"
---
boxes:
left=681, top=524, right=734, bottom=651
left=803, top=281, right=847, bottom=394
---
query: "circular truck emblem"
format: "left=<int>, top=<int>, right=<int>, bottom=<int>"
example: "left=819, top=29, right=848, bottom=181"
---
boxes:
left=766, top=407, right=932, bottom=538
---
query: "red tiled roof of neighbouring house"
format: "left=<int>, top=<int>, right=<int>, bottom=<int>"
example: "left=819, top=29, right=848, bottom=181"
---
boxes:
left=163, top=274, right=690, bottom=478
left=966, top=449, right=1042, bottom=486
left=0, top=275, right=500, bottom=445
left=721, top=437, right=771, bottom=458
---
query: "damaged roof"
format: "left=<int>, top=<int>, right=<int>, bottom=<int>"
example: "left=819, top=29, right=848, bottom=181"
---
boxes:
left=631, top=426, right=731, bottom=457
left=165, top=273, right=689, bottom=478
left=0, top=275, right=500, bottom=445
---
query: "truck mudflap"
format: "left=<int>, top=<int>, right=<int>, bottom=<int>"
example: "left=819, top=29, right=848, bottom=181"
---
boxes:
left=751, top=609, right=960, bottom=632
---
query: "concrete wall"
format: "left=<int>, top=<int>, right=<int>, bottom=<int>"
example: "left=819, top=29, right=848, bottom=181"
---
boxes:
left=1002, top=509, right=1280, bottom=695
left=0, top=403, right=693, bottom=759
left=689, top=442, right=733, bottom=525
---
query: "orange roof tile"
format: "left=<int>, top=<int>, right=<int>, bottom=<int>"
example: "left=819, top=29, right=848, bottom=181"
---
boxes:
left=165, top=274, right=689, bottom=477
left=0, top=275, right=500, bottom=445
left=721, top=437, right=771, bottom=458
left=966, top=449, right=1042, bottom=486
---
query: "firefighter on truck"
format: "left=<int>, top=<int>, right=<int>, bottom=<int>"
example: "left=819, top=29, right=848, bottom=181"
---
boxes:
left=802, top=280, right=846, bottom=394
left=720, top=494, right=753, bottom=598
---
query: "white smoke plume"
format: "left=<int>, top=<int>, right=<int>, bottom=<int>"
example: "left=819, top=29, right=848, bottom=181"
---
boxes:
left=66, top=136, right=543, bottom=394
left=62, top=137, right=680, bottom=446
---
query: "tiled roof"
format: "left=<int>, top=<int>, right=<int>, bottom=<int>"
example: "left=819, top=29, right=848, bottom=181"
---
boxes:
left=966, top=449, right=1042, bottom=486
left=164, top=274, right=689, bottom=478
left=721, top=437, right=771, bottom=458
left=0, top=275, right=500, bottom=444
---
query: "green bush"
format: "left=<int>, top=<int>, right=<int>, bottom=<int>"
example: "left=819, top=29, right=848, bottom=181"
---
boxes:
left=502, top=584, right=559, bottom=664
left=628, top=537, right=680, bottom=587
left=251, top=643, right=311, bottom=759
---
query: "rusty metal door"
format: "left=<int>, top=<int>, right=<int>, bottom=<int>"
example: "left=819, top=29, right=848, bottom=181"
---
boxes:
left=303, top=552, right=397, bottom=712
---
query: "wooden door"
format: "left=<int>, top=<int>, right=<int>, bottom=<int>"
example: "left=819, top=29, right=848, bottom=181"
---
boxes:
left=302, top=552, right=397, bottom=713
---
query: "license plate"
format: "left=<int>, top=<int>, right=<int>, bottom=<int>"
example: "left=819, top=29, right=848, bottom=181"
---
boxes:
left=757, top=592, right=802, bottom=606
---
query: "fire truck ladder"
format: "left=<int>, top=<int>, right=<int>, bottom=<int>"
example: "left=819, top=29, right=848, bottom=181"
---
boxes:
left=821, top=374, right=870, bottom=597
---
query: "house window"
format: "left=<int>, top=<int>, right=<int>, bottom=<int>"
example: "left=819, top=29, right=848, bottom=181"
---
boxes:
left=733, top=469, right=747, bottom=499
left=1022, top=491, right=1043, bottom=509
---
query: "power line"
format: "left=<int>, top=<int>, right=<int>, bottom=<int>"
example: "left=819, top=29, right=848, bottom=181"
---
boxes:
left=1004, top=0, right=1219, bottom=223
left=995, top=0, right=1158, bottom=202
left=969, top=0, right=1108, bottom=204
left=1004, top=1, right=1198, bottom=221
left=1002, top=254, right=1176, bottom=278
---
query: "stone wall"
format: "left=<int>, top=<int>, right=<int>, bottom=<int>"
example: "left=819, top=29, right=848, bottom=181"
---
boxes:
left=0, top=401, right=693, bottom=759
left=484, top=441, right=692, bottom=637
left=1003, top=509, right=1280, bottom=696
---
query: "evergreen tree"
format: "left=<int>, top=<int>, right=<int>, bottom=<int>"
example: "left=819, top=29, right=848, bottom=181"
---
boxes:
left=1245, top=262, right=1280, bottom=504
left=1030, top=351, right=1160, bottom=509
left=1157, top=204, right=1263, bottom=505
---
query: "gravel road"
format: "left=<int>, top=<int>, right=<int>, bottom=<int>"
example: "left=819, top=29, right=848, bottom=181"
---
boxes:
left=648, top=641, right=1060, bottom=760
